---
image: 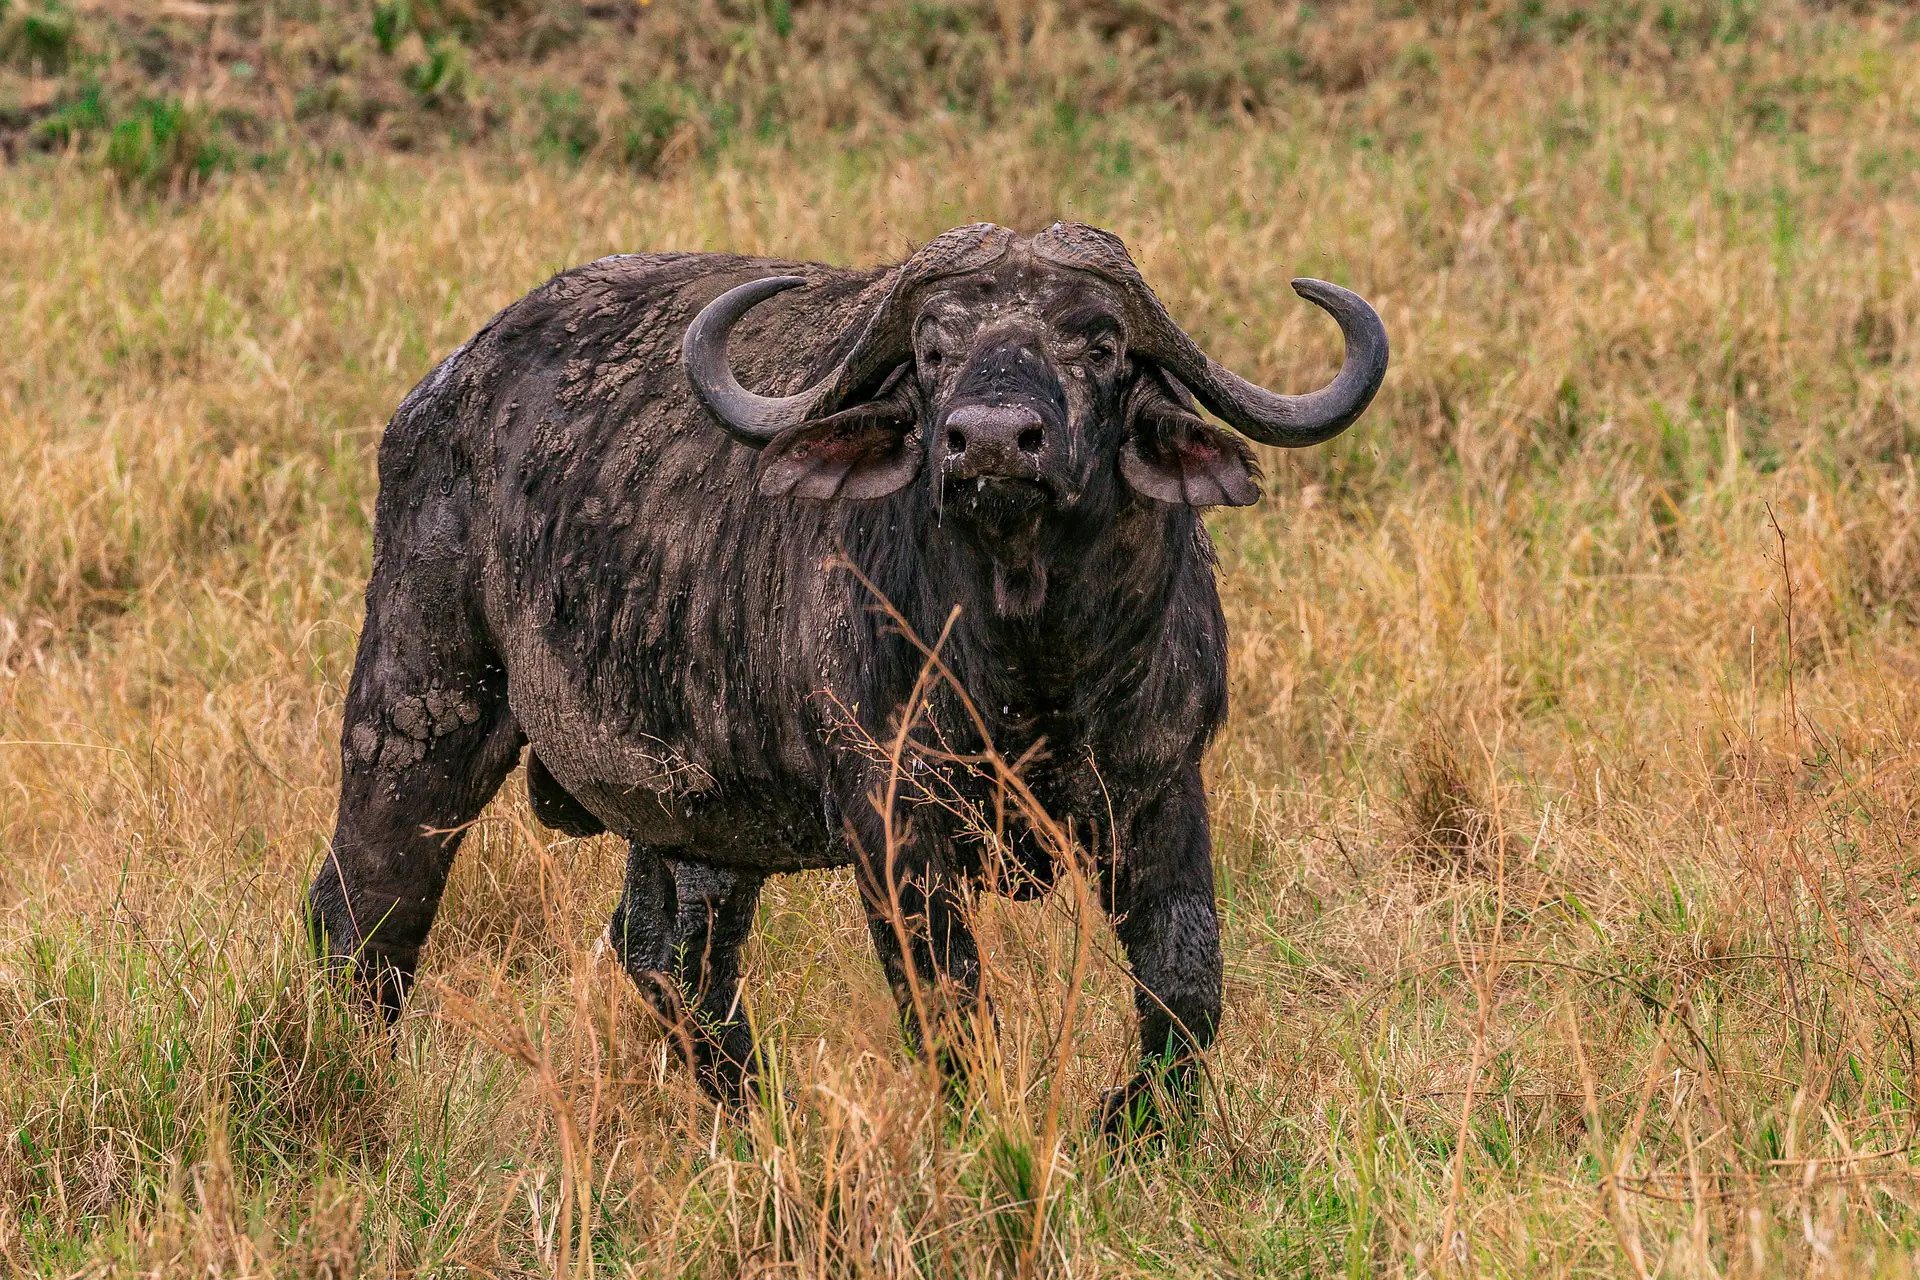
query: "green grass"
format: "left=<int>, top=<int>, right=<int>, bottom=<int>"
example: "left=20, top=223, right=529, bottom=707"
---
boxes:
left=3, top=3, right=1920, bottom=1275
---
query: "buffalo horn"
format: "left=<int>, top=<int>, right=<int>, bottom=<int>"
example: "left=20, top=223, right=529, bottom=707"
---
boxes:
left=1030, top=222, right=1389, bottom=448
left=685, top=223, right=1018, bottom=448
left=683, top=276, right=823, bottom=443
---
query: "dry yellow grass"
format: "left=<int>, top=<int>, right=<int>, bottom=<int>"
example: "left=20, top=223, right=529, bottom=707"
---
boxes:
left=5, top=8, right=1920, bottom=1276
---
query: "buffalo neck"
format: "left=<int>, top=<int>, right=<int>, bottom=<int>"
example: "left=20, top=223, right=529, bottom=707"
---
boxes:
left=854, top=487, right=1206, bottom=739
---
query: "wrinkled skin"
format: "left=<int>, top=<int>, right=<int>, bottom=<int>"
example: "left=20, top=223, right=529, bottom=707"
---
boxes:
left=309, top=228, right=1359, bottom=1136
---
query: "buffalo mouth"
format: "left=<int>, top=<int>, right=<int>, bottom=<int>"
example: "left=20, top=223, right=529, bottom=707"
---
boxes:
left=943, top=447, right=1046, bottom=485
left=942, top=447, right=1055, bottom=500
left=944, top=469, right=1057, bottom=517
left=942, top=478, right=1055, bottom=567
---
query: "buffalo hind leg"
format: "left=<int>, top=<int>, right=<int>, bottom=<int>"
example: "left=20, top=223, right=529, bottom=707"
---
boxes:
left=609, top=842, right=765, bottom=1106
left=308, top=589, right=523, bottom=1018
left=668, top=859, right=766, bottom=1102
left=1098, top=769, right=1222, bottom=1141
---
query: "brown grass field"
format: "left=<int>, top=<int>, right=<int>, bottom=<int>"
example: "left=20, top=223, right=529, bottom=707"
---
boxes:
left=5, top=2, right=1920, bottom=1275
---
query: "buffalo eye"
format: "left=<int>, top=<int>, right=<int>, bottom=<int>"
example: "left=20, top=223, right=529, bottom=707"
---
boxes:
left=1084, top=339, right=1117, bottom=366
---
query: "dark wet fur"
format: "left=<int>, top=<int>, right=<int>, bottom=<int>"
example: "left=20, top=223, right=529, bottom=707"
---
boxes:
left=308, top=241, right=1268, bottom=1129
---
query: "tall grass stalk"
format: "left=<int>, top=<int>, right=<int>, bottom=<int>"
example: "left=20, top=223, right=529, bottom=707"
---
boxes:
left=4, top=7, right=1920, bottom=1273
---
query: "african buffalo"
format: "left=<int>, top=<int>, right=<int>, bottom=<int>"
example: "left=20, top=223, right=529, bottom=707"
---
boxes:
left=308, top=222, right=1387, bottom=1132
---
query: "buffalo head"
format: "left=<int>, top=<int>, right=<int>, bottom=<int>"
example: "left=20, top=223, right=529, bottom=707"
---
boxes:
left=683, top=222, right=1388, bottom=521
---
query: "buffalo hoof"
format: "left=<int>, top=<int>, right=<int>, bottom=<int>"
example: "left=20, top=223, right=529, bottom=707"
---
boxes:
left=697, top=1067, right=797, bottom=1124
left=689, top=1030, right=770, bottom=1115
left=1095, top=1070, right=1196, bottom=1147
left=696, top=1063, right=757, bottom=1115
left=1096, top=1080, right=1164, bottom=1146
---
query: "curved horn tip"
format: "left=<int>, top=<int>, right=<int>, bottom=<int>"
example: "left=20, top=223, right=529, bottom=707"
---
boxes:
left=691, top=275, right=811, bottom=329
left=1290, top=275, right=1390, bottom=367
left=683, top=275, right=811, bottom=363
left=684, top=275, right=821, bottom=445
left=741, top=274, right=810, bottom=298
left=1289, top=277, right=1362, bottom=308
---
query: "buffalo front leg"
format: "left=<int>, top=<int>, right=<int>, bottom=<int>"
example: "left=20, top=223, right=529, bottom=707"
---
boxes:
left=1098, top=768, right=1222, bottom=1139
left=609, top=843, right=766, bottom=1106
left=848, top=804, right=987, bottom=1076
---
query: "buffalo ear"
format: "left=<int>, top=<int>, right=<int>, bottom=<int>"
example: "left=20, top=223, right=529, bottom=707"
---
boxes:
left=1120, top=374, right=1261, bottom=507
left=757, top=369, right=923, bottom=500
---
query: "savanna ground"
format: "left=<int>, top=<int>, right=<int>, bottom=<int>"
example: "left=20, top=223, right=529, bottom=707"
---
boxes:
left=5, top=1, right=1920, bottom=1275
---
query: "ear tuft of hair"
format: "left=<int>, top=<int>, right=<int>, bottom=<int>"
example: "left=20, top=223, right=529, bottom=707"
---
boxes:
left=1120, top=378, right=1261, bottom=508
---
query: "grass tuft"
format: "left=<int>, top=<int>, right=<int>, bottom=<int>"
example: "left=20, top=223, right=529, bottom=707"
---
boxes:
left=4, top=2, right=1920, bottom=1273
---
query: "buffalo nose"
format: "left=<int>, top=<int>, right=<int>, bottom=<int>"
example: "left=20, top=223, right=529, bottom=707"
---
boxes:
left=943, top=403, right=1045, bottom=460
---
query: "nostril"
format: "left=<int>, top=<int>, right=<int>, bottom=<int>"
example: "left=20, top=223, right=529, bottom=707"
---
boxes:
left=1017, top=427, right=1044, bottom=454
left=947, top=429, right=968, bottom=456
